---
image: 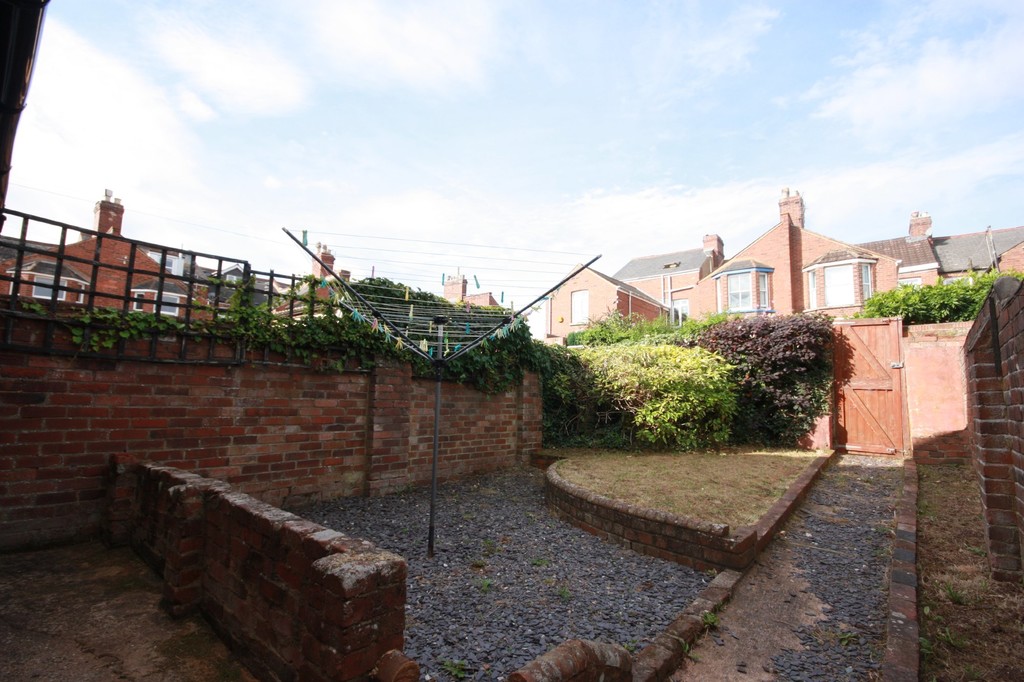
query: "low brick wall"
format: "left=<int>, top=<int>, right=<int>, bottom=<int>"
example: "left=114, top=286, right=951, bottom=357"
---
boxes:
left=903, top=322, right=971, bottom=463
left=109, top=458, right=407, bottom=682
left=544, top=454, right=832, bottom=572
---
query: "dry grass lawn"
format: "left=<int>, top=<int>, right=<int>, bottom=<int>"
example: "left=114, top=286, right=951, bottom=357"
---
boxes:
left=547, top=447, right=823, bottom=529
left=917, top=464, right=1024, bottom=682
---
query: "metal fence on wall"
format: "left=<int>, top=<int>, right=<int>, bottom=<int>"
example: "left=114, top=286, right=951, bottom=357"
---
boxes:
left=0, top=207, right=315, bottom=363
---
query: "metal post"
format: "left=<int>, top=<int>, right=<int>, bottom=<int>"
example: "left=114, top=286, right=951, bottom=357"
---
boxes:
left=427, top=316, right=447, bottom=558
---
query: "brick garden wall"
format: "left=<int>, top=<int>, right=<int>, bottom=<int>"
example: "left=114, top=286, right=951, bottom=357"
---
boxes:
left=0, top=319, right=541, bottom=550
left=109, top=460, right=405, bottom=682
left=964, top=277, right=1024, bottom=581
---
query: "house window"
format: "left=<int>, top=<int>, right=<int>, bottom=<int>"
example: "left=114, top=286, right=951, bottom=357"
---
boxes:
left=148, top=251, right=184, bottom=276
left=155, top=294, right=181, bottom=317
left=133, top=295, right=146, bottom=312
left=900, top=277, right=922, bottom=287
left=808, top=271, right=817, bottom=309
left=824, top=264, right=854, bottom=307
left=757, top=272, right=770, bottom=309
left=31, top=276, right=66, bottom=301
left=671, top=299, right=689, bottom=326
left=727, top=273, right=751, bottom=310
left=570, top=290, right=589, bottom=325
left=861, top=264, right=873, bottom=301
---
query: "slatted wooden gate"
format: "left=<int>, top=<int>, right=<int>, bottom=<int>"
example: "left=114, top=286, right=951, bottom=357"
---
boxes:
left=833, top=318, right=907, bottom=456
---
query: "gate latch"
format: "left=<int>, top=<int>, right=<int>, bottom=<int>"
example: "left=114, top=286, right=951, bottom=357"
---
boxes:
left=890, top=361, right=904, bottom=369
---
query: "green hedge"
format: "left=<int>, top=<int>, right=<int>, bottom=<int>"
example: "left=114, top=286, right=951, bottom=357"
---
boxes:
left=859, top=270, right=1024, bottom=324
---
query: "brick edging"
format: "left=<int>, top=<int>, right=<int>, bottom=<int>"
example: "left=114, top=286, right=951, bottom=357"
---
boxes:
left=545, top=453, right=834, bottom=572
left=880, top=459, right=919, bottom=682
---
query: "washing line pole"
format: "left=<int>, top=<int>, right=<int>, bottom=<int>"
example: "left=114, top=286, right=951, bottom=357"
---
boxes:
left=427, top=315, right=447, bottom=559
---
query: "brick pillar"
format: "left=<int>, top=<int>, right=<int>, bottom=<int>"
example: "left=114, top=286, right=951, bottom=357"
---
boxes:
left=518, top=371, right=542, bottom=461
left=104, top=454, right=139, bottom=547
left=367, top=360, right=412, bottom=495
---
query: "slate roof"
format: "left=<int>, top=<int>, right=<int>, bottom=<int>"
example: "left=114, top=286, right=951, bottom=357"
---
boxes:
left=5, top=258, right=92, bottom=283
left=612, top=248, right=708, bottom=281
left=716, top=258, right=774, bottom=275
left=857, top=237, right=937, bottom=268
left=806, top=247, right=882, bottom=268
left=932, top=226, right=1024, bottom=273
left=587, top=267, right=668, bottom=309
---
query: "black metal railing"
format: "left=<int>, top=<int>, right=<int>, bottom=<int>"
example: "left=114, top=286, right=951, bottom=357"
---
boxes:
left=0, top=207, right=314, bottom=363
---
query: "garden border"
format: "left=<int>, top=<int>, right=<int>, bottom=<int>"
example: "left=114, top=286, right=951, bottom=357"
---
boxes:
left=544, top=452, right=835, bottom=572
left=880, top=459, right=919, bottom=681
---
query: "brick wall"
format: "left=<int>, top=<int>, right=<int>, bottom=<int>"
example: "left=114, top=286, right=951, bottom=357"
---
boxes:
left=110, top=460, right=406, bottom=682
left=0, top=320, right=541, bottom=550
left=903, top=322, right=972, bottom=463
left=964, top=277, right=1024, bottom=581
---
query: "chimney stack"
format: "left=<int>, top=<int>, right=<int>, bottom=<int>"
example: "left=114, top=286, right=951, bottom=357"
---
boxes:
left=94, top=189, right=124, bottom=235
left=444, top=275, right=467, bottom=303
left=779, top=187, right=804, bottom=230
left=313, top=242, right=336, bottom=280
left=909, top=211, right=932, bottom=240
left=703, top=234, right=724, bottom=268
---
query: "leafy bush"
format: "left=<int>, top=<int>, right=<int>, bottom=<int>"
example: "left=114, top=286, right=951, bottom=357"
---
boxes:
left=697, top=314, right=833, bottom=446
left=579, top=345, right=736, bottom=449
left=859, top=271, right=1024, bottom=324
left=566, top=311, right=733, bottom=347
left=529, top=343, right=614, bottom=447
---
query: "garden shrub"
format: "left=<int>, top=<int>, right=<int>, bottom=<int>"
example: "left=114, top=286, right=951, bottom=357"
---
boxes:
left=567, top=311, right=733, bottom=346
left=529, top=344, right=617, bottom=447
left=858, top=270, right=1024, bottom=324
left=578, top=345, right=736, bottom=449
left=697, top=313, right=833, bottom=446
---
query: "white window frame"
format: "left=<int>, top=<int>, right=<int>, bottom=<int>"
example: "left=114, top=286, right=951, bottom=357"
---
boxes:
left=757, top=272, right=770, bottom=310
left=570, top=290, right=589, bottom=325
left=808, top=271, right=817, bottom=309
left=132, top=290, right=181, bottom=316
left=899, top=277, right=922, bottom=287
left=727, top=273, right=751, bottom=311
left=148, top=250, right=185, bottom=276
left=671, top=299, right=689, bottom=326
left=824, top=264, right=855, bottom=307
left=861, top=263, right=873, bottom=301
left=31, top=276, right=66, bottom=301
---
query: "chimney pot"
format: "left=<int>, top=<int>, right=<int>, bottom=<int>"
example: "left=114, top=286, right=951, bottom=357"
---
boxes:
left=909, top=211, right=932, bottom=239
left=779, top=187, right=805, bottom=230
left=94, top=192, right=125, bottom=236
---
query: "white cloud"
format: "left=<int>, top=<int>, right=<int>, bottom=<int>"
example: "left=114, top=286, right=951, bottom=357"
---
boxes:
left=151, top=20, right=309, bottom=115
left=634, top=3, right=779, bottom=104
left=306, top=0, right=502, bottom=90
left=174, top=87, right=217, bottom=121
left=808, top=8, right=1024, bottom=142
left=10, top=20, right=201, bottom=207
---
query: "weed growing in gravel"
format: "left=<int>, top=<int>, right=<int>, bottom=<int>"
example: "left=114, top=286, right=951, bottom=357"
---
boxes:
left=441, top=659, right=468, bottom=679
left=622, top=640, right=637, bottom=653
left=838, top=631, right=858, bottom=646
left=482, top=539, right=498, bottom=557
left=478, top=578, right=494, bottom=594
left=965, top=545, right=986, bottom=557
left=531, top=558, right=551, bottom=567
left=556, top=585, right=572, bottom=601
left=919, top=636, right=935, bottom=659
left=470, top=558, right=487, bottom=570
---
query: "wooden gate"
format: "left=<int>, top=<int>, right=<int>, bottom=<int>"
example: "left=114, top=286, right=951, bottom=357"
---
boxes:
left=833, top=318, right=907, bottom=455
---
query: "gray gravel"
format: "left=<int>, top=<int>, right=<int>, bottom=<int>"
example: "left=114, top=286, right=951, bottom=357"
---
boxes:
left=770, top=455, right=902, bottom=681
left=305, top=466, right=709, bottom=680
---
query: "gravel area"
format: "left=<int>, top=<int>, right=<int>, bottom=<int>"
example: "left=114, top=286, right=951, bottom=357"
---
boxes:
left=305, top=466, right=710, bottom=680
left=770, top=455, right=902, bottom=680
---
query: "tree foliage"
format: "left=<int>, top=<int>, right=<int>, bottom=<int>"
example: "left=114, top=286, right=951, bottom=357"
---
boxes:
left=858, top=270, right=1024, bottom=324
left=696, top=313, right=834, bottom=446
left=566, top=311, right=734, bottom=347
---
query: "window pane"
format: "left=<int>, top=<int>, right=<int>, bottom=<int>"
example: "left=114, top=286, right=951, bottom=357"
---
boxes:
left=824, top=265, right=854, bottom=306
left=570, top=290, right=589, bottom=325
left=671, top=299, right=689, bottom=325
left=31, top=276, right=65, bottom=301
left=758, top=273, right=769, bottom=309
left=861, top=264, right=873, bottom=300
left=157, top=294, right=180, bottom=317
left=727, top=273, right=751, bottom=310
left=808, top=271, right=817, bottom=309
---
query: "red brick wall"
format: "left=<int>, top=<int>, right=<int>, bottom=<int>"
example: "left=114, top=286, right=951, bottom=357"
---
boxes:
left=999, top=243, right=1024, bottom=272
left=0, top=321, right=541, bottom=550
left=112, top=461, right=405, bottom=682
left=903, top=323, right=972, bottom=463
left=964, top=277, right=1024, bottom=581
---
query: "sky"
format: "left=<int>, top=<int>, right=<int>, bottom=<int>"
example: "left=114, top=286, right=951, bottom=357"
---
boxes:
left=6, top=0, right=1024, bottom=325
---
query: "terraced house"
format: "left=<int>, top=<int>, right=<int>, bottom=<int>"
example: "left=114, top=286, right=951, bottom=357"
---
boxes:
left=543, top=188, right=1024, bottom=342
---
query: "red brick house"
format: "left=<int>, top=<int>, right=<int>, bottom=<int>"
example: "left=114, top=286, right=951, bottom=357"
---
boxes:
left=544, top=265, right=667, bottom=344
left=611, top=235, right=724, bottom=324
left=443, top=275, right=499, bottom=307
left=0, top=193, right=192, bottom=316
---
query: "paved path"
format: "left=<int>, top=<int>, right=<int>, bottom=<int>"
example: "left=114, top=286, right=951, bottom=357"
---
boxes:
left=676, top=455, right=902, bottom=681
left=0, top=542, right=254, bottom=682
